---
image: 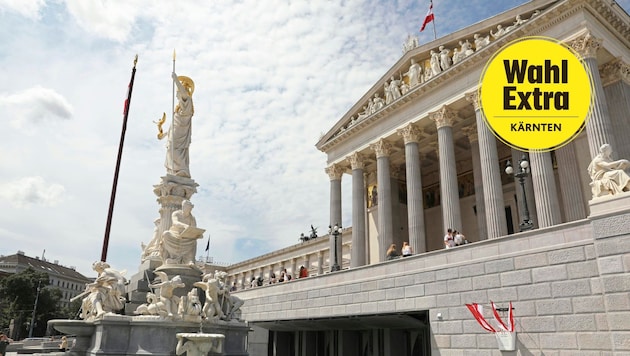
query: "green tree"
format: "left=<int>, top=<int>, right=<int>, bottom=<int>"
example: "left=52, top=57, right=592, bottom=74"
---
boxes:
left=0, top=268, right=62, bottom=339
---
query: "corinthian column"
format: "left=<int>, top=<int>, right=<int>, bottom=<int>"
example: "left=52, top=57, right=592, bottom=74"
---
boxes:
left=398, top=123, right=426, bottom=253
left=569, top=32, right=616, bottom=158
left=466, top=91, right=507, bottom=238
left=429, top=106, right=462, bottom=233
left=325, top=163, right=344, bottom=269
left=462, top=125, right=487, bottom=240
left=348, top=152, right=367, bottom=267
left=555, top=142, right=586, bottom=221
left=599, top=59, right=630, bottom=159
left=370, top=139, right=394, bottom=261
left=529, top=151, right=562, bottom=228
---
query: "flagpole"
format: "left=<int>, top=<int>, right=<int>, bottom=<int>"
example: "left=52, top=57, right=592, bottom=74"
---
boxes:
left=431, top=0, right=437, bottom=40
left=171, top=49, right=176, bottom=175
left=101, top=54, right=138, bottom=262
left=205, top=234, right=211, bottom=262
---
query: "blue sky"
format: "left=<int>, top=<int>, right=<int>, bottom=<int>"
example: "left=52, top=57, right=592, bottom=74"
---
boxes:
left=0, top=0, right=628, bottom=277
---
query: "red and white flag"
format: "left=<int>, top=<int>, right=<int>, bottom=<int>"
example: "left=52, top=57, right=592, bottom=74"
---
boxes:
left=465, top=303, right=496, bottom=332
left=491, top=301, right=515, bottom=332
left=419, top=0, right=435, bottom=32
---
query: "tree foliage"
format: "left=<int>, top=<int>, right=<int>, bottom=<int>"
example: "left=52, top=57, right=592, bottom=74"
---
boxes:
left=0, top=268, right=65, bottom=339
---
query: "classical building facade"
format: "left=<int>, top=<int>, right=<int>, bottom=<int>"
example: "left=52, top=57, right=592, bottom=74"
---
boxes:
left=223, top=0, right=630, bottom=354
left=0, top=251, right=91, bottom=308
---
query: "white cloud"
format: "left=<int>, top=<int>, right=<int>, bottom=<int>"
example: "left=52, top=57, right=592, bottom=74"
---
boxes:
left=0, top=0, right=45, bottom=20
left=0, top=176, right=65, bottom=208
left=0, top=86, right=73, bottom=129
left=64, top=0, right=140, bottom=42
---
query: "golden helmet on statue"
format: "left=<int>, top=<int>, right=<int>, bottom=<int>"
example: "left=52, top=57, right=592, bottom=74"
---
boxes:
left=177, top=76, right=195, bottom=96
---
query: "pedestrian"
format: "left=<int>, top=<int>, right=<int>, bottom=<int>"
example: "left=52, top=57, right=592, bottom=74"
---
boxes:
left=444, top=228, right=455, bottom=249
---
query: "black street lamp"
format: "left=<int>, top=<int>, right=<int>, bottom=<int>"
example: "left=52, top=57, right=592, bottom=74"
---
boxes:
left=328, top=224, right=342, bottom=272
left=505, top=155, right=533, bottom=232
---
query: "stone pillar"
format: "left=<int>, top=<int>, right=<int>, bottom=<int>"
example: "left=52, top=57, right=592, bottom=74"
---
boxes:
left=398, top=123, right=426, bottom=253
left=529, top=151, right=562, bottom=228
left=370, top=139, right=394, bottom=262
left=317, top=251, right=324, bottom=275
left=302, top=254, right=310, bottom=274
left=600, top=59, right=630, bottom=159
left=466, top=92, right=507, bottom=238
left=348, top=152, right=367, bottom=267
left=555, top=142, right=587, bottom=221
left=510, top=150, right=539, bottom=229
left=429, top=106, right=462, bottom=233
left=325, top=164, right=344, bottom=270
left=569, top=32, right=616, bottom=158
left=462, top=126, right=488, bottom=240
left=267, top=264, right=274, bottom=283
left=290, top=258, right=297, bottom=278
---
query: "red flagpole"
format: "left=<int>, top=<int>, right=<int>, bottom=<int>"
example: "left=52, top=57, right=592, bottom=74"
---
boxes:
left=101, top=55, right=138, bottom=262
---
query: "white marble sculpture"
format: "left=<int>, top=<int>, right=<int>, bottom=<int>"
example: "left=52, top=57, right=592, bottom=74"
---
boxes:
left=491, top=24, right=506, bottom=38
left=400, top=81, right=409, bottom=95
left=430, top=50, right=442, bottom=76
left=215, top=271, right=244, bottom=320
left=388, top=76, right=402, bottom=102
left=178, top=288, right=202, bottom=322
left=460, top=40, right=475, bottom=58
left=194, top=273, right=225, bottom=320
left=141, top=218, right=161, bottom=261
left=176, top=333, right=224, bottom=356
left=149, top=271, right=186, bottom=318
left=134, top=291, right=168, bottom=317
left=373, top=93, right=385, bottom=111
left=384, top=81, right=392, bottom=104
left=404, top=58, right=423, bottom=87
left=402, top=34, right=419, bottom=53
left=160, top=200, right=205, bottom=265
left=439, top=46, right=452, bottom=71
left=474, top=33, right=490, bottom=50
left=452, top=48, right=461, bottom=64
left=164, top=72, right=195, bottom=178
left=72, top=261, right=127, bottom=321
left=588, top=144, right=630, bottom=198
left=357, top=105, right=370, bottom=120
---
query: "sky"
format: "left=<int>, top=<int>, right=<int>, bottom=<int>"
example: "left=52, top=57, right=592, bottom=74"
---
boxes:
left=0, top=0, right=628, bottom=278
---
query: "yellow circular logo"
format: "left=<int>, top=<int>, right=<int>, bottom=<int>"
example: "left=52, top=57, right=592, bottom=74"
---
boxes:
left=479, top=36, right=591, bottom=151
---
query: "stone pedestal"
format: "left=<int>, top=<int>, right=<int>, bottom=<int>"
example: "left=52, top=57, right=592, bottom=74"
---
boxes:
left=154, top=264, right=204, bottom=299
left=153, top=174, right=200, bottom=251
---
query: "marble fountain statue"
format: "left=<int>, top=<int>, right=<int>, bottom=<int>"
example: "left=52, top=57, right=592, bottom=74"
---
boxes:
left=50, top=71, right=249, bottom=356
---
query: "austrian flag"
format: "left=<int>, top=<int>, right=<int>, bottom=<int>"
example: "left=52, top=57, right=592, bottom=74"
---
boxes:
left=420, top=0, right=435, bottom=32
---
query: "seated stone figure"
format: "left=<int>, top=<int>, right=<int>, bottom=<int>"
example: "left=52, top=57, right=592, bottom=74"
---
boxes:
left=588, top=143, right=630, bottom=198
left=72, top=261, right=126, bottom=320
left=160, top=200, right=205, bottom=265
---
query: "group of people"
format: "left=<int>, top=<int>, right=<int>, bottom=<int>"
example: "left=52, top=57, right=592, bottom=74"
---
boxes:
left=385, top=241, right=414, bottom=260
left=248, top=266, right=310, bottom=289
left=444, top=228, right=468, bottom=249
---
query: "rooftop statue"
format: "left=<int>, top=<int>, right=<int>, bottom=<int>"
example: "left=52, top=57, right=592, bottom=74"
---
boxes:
left=588, top=143, right=630, bottom=198
left=160, top=200, right=205, bottom=265
left=404, top=58, right=423, bottom=88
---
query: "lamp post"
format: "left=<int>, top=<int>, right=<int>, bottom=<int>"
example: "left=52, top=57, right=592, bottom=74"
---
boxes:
left=505, top=155, right=533, bottom=231
left=28, top=280, right=42, bottom=338
left=328, top=223, right=341, bottom=272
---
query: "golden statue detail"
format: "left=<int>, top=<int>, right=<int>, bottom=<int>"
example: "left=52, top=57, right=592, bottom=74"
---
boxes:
left=154, top=112, right=167, bottom=140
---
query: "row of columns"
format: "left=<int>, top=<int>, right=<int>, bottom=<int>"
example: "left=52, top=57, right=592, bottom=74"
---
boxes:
left=324, top=31, right=628, bottom=268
